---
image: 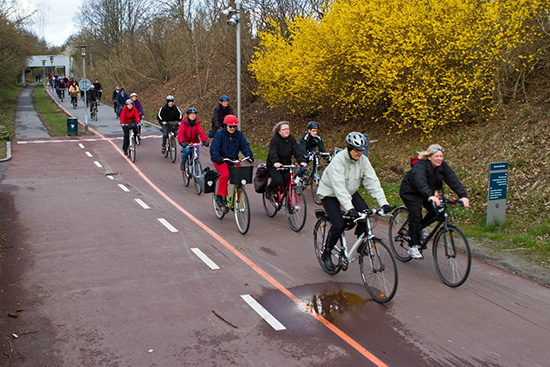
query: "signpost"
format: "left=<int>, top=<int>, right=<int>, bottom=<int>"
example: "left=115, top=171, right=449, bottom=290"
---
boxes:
left=487, top=162, right=508, bottom=225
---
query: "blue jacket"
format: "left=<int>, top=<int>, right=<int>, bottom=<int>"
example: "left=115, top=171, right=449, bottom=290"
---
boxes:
left=115, top=91, right=130, bottom=107
left=210, top=128, right=253, bottom=165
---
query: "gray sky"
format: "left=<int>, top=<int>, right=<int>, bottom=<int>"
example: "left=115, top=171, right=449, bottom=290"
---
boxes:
left=20, top=0, right=83, bottom=46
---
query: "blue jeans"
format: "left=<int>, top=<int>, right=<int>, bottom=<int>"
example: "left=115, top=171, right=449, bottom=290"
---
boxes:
left=181, top=145, right=199, bottom=165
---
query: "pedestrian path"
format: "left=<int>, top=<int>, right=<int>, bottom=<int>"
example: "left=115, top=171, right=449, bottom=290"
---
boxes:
left=15, top=83, right=50, bottom=139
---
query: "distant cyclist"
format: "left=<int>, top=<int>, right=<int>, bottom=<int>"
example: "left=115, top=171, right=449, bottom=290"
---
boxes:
left=177, top=107, right=209, bottom=167
left=130, top=93, right=144, bottom=143
left=93, top=79, right=103, bottom=101
left=211, top=95, right=234, bottom=138
left=294, top=121, right=326, bottom=186
left=119, top=99, right=141, bottom=156
left=210, top=115, right=253, bottom=207
left=112, top=86, right=120, bottom=115
left=157, top=95, right=183, bottom=154
left=317, top=132, right=393, bottom=271
left=115, top=88, right=130, bottom=116
left=87, top=85, right=99, bottom=112
left=68, top=81, right=80, bottom=106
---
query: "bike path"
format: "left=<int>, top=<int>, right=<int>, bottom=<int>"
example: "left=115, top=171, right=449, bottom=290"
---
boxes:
left=15, top=83, right=50, bottom=139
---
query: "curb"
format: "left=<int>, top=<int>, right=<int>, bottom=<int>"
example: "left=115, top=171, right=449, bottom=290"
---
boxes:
left=0, top=141, right=12, bottom=162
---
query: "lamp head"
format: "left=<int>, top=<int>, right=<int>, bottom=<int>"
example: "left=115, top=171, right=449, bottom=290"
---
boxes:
left=222, top=7, right=234, bottom=16
left=227, top=15, right=240, bottom=27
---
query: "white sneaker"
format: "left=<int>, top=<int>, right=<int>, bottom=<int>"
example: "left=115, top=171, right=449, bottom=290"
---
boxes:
left=294, top=177, right=301, bottom=185
left=408, top=245, right=424, bottom=259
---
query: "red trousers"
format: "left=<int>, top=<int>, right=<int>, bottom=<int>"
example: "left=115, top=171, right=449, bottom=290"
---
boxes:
left=213, top=162, right=229, bottom=196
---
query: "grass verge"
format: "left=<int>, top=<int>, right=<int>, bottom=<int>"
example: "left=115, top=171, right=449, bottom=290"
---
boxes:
left=0, top=85, right=22, bottom=159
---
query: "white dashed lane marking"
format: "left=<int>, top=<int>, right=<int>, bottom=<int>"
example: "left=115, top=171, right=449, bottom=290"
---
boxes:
left=240, top=294, right=286, bottom=331
left=135, top=199, right=150, bottom=209
left=157, top=218, right=178, bottom=233
left=191, top=248, right=220, bottom=270
left=85, top=151, right=93, bottom=157
left=79, top=143, right=85, bottom=149
left=118, top=184, right=130, bottom=192
left=94, top=161, right=103, bottom=168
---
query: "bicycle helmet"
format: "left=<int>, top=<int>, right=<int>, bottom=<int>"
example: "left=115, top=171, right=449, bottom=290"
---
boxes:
left=224, top=114, right=239, bottom=126
left=90, top=85, right=95, bottom=89
left=186, top=107, right=198, bottom=114
left=307, top=121, right=319, bottom=130
left=130, top=93, right=137, bottom=97
left=346, top=132, right=367, bottom=151
left=125, top=99, right=133, bottom=105
left=166, top=95, right=175, bottom=102
left=219, top=95, right=229, bottom=101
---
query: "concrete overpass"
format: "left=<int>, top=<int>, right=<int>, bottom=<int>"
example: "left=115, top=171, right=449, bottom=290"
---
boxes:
left=22, top=55, right=73, bottom=86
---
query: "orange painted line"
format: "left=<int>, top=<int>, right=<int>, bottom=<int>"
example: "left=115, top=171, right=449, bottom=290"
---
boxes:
left=46, top=87, right=388, bottom=367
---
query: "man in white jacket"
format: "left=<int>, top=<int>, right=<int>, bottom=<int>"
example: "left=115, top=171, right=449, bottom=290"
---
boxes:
left=317, top=132, right=393, bottom=271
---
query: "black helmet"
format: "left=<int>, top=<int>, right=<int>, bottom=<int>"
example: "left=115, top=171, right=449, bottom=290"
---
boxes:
left=345, top=132, right=367, bottom=151
left=307, top=121, right=319, bottom=130
left=166, top=95, right=175, bottom=102
left=186, top=107, right=197, bottom=114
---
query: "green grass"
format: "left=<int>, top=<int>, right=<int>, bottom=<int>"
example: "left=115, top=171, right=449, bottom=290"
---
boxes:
left=0, top=85, right=22, bottom=159
left=33, top=86, right=74, bottom=136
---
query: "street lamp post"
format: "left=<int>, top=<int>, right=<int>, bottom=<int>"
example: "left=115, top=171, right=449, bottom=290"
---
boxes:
left=42, top=60, right=46, bottom=89
left=222, top=0, right=242, bottom=129
left=81, top=46, right=88, bottom=133
left=49, top=56, right=54, bottom=92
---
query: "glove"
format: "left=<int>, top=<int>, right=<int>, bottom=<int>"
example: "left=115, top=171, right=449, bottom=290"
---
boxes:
left=346, top=208, right=359, bottom=218
left=382, top=205, right=393, bottom=214
left=203, top=141, right=210, bottom=147
left=215, top=158, right=224, bottom=165
left=180, top=142, right=188, bottom=148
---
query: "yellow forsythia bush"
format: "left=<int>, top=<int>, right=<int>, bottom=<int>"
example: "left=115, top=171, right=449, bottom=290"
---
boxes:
left=250, top=0, right=547, bottom=134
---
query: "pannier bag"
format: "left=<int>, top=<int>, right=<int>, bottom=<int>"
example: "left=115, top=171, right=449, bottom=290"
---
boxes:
left=200, top=167, right=220, bottom=194
left=253, top=164, right=270, bottom=193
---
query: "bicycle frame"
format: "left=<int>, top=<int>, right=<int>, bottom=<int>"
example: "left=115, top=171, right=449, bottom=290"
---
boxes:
left=275, top=165, right=299, bottom=207
left=338, top=211, right=384, bottom=263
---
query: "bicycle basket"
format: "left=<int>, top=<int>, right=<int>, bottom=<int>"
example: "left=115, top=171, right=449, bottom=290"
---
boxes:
left=229, top=165, right=253, bottom=185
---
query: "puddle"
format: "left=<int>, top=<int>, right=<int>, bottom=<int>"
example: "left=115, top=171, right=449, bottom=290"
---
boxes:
left=305, top=290, right=366, bottom=322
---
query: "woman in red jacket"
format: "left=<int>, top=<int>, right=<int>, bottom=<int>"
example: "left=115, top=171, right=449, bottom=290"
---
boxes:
left=120, top=99, right=140, bottom=155
left=177, top=108, right=209, bottom=167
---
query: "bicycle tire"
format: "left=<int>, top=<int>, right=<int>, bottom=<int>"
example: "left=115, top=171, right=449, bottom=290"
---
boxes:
left=234, top=186, right=250, bottom=235
left=193, top=159, right=202, bottom=195
left=212, top=184, right=225, bottom=220
left=129, top=133, right=136, bottom=163
left=433, top=225, right=471, bottom=287
left=181, top=161, right=190, bottom=187
left=164, top=134, right=170, bottom=158
left=262, top=190, right=278, bottom=217
left=286, top=185, right=307, bottom=231
left=388, top=207, right=413, bottom=262
left=310, top=165, right=324, bottom=205
left=313, top=218, right=341, bottom=275
left=169, top=135, right=176, bottom=163
left=359, top=239, right=398, bottom=303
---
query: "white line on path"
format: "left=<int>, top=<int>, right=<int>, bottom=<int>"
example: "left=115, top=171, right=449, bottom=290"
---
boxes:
left=85, top=151, right=93, bottom=157
left=191, top=248, right=220, bottom=270
left=79, top=143, right=85, bottom=149
left=17, top=135, right=162, bottom=144
left=157, top=218, right=178, bottom=233
left=107, top=175, right=115, bottom=180
left=94, top=161, right=103, bottom=168
left=135, top=199, right=150, bottom=209
left=240, top=294, right=287, bottom=331
left=118, top=184, right=130, bottom=192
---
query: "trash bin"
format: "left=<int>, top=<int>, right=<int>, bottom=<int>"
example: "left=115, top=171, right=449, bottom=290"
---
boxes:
left=67, top=118, right=78, bottom=136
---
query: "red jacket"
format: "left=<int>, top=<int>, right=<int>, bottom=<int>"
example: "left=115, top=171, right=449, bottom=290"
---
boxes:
left=120, top=106, right=140, bottom=125
left=177, top=118, right=209, bottom=144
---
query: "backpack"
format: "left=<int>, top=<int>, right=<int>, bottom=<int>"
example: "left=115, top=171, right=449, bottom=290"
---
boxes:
left=253, top=164, right=270, bottom=193
left=199, top=167, right=220, bottom=194
left=411, top=156, right=419, bottom=167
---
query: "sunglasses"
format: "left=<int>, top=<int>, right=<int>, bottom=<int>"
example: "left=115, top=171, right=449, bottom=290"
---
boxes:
left=431, top=147, right=444, bottom=152
left=227, top=125, right=237, bottom=129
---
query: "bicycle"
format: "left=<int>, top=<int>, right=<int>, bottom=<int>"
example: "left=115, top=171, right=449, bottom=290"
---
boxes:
left=296, top=151, right=332, bottom=205
left=127, top=122, right=138, bottom=163
left=262, top=165, right=307, bottom=232
left=388, top=197, right=471, bottom=287
left=90, top=101, right=98, bottom=121
left=313, top=208, right=398, bottom=303
left=71, top=94, right=78, bottom=109
left=163, top=123, right=179, bottom=163
left=181, top=143, right=204, bottom=195
left=212, top=157, right=253, bottom=235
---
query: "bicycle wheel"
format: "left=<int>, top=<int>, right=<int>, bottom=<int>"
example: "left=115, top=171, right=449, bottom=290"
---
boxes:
left=129, top=134, right=136, bottom=163
left=164, top=135, right=170, bottom=158
left=169, top=135, right=177, bottom=163
left=360, top=239, right=398, bottom=303
left=181, top=161, right=190, bottom=187
left=310, top=166, right=324, bottom=205
left=193, top=159, right=202, bottom=195
left=262, top=190, right=278, bottom=217
left=286, top=185, right=307, bottom=232
left=388, top=207, right=413, bottom=262
left=313, top=219, right=341, bottom=275
left=433, top=225, right=471, bottom=287
left=234, top=187, right=250, bottom=235
left=212, top=183, right=225, bottom=220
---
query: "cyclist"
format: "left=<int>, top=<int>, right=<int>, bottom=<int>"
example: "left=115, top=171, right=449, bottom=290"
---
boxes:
left=68, top=81, right=80, bottom=106
left=399, top=144, right=469, bottom=259
left=112, top=86, right=120, bottom=115
left=93, top=79, right=103, bottom=101
left=87, top=85, right=99, bottom=112
left=295, top=121, right=327, bottom=186
left=157, top=95, right=183, bottom=154
left=265, top=121, right=307, bottom=200
left=211, top=95, right=234, bottom=138
left=210, top=114, right=253, bottom=207
left=115, top=88, right=130, bottom=116
left=56, top=77, right=66, bottom=100
left=317, top=132, right=393, bottom=271
left=177, top=107, right=209, bottom=168
left=119, top=99, right=141, bottom=156
left=130, top=93, right=144, bottom=142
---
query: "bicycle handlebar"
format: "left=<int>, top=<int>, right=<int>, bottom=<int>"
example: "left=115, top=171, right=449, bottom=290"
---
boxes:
left=223, top=156, right=253, bottom=164
left=346, top=208, right=393, bottom=223
left=276, top=164, right=299, bottom=170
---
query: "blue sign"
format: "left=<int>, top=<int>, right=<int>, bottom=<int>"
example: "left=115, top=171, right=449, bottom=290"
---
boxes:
left=490, top=162, right=509, bottom=171
left=488, top=171, right=508, bottom=201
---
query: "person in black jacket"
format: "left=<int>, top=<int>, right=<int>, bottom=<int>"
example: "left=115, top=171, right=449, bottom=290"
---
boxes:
left=266, top=121, right=307, bottom=199
left=157, top=95, right=183, bottom=154
left=211, top=95, right=234, bottom=138
left=399, top=144, right=470, bottom=259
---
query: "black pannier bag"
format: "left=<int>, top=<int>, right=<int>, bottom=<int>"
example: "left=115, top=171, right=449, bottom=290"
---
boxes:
left=200, top=167, right=220, bottom=194
left=253, top=164, right=269, bottom=193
